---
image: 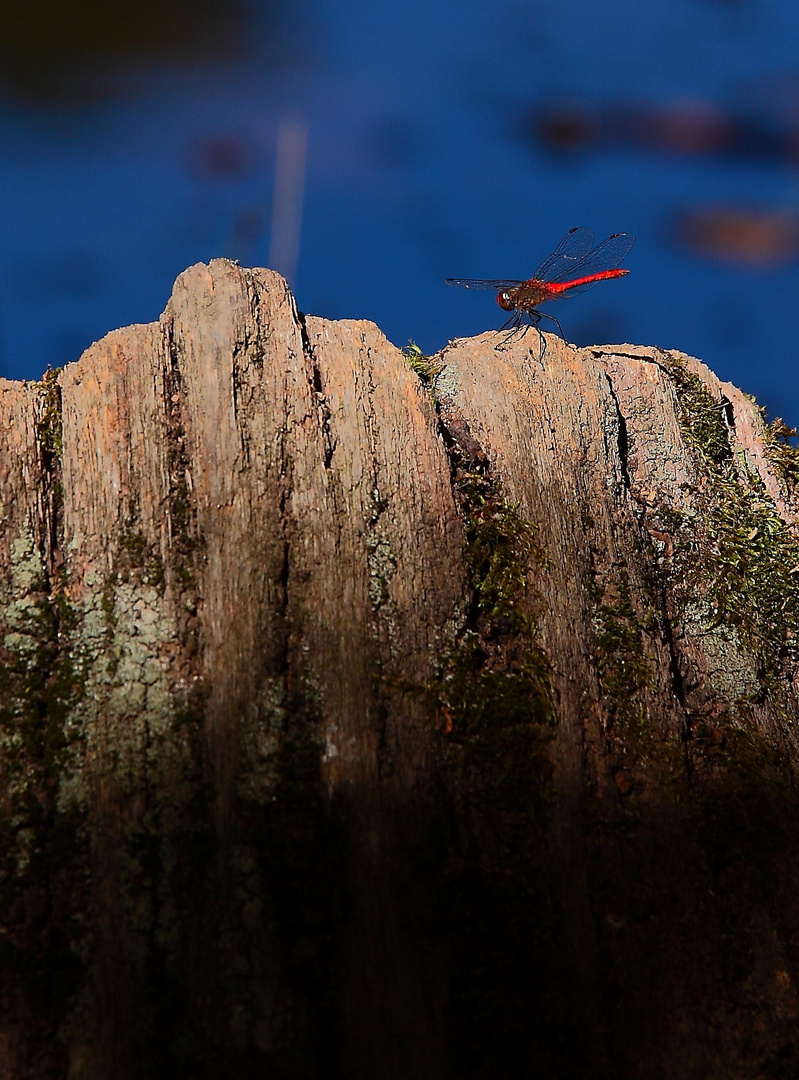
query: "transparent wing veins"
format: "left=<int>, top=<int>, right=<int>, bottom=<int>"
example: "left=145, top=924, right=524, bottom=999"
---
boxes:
left=545, top=232, right=636, bottom=285
left=445, top=278, right=525, bottom=290
left=533, top=226, right=595, bottom=283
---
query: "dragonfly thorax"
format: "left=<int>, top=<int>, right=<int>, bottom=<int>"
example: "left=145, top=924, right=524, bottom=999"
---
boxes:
left=496, top=281, right=552, bottom=312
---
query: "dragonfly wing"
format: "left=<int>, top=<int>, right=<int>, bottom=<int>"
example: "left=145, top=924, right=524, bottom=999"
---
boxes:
left=533, top=226, right=595, bottom=282
left=547, top=232, right=636, bottom=285
left=446, top=278, right=525, bottom=290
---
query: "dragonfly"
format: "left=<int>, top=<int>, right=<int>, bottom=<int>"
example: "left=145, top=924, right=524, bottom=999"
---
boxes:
left=446, top=227, right=635, bottom=349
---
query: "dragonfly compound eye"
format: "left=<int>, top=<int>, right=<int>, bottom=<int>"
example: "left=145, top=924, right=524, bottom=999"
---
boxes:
left=496, top=291, right=515, bottom=311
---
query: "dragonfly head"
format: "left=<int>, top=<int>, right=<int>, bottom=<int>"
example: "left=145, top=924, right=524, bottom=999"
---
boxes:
left=496, top=290, right=515, bottom=311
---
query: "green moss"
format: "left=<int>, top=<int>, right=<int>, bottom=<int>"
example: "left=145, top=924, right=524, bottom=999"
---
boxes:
left=665, top=463, right=799, bottom=676
left=665, top=355, right=731, bottom=467
left=457, top=473, right=549, bottom=635
left=120, top=530, right=148, bottom=563
left=119, top=530, right=166, bottom=591
left=399, top=360, right=556, bottom=785
left=592, top=574, right=653, bottom=744
left=763, top=415, right=799, bottom=490
left=36, top=365, right=63, bottom=463
left=403, top=340, right=443, bottom=384
left=100, top=574, right=117, bottom=626
left=436, top=466, right=554, bottom=827
left=658, top=355, right=799, bottom=681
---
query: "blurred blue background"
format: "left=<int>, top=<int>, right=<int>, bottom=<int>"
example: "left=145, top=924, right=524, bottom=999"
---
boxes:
left=2, top=0, right=799, bottom=422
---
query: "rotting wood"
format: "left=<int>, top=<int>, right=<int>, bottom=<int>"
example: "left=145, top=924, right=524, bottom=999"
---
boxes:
left=1, top=259, right=799, bottom=1079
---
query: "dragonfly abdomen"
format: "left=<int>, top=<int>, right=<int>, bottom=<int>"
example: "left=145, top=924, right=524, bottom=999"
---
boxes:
left=546, top=268, right=629, bottom=296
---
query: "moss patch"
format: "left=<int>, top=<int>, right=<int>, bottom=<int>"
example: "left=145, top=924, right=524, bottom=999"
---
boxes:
left=442, top=470, right=553, bottom=746
left=36, top=365, right=63, bottom=464
left=666, top=356, right=732, bottom=468
left=119, top=530, right=166, bottom=592
left=591, top=569, right=654, bottom=749
left=661, top=356, right=799, bottom=679
left=673, top=475, right=799, bottom=664
left=400, top=361, right=555, bottom=782
left=402, top=340, right=443, bottom=386
left=763, top=415, right=799, bottom=492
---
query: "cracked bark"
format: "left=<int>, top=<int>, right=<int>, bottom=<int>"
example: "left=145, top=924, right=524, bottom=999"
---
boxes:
left=2, top=260, right=799, bottom=1079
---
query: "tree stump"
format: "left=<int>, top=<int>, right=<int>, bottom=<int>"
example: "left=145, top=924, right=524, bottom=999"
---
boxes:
left=2, top=259, right=799, bottom=1079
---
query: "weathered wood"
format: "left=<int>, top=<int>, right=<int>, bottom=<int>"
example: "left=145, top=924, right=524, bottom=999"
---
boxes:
left=2, top=259, right=799, bottom=1078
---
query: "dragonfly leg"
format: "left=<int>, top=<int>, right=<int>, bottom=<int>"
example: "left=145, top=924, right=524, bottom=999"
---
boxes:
left=496, top=309, right=556, bottom=359
left=495, top=311, right=528, bottom=350
left=535, top=310, right=566, bottom=341
left=524, top=310, right=548, bottom=360
left=498, top=311, right=522, bottom=332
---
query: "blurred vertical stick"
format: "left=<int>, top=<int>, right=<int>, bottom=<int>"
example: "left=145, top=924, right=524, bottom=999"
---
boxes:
left=269, top=116, right=308, bottom=286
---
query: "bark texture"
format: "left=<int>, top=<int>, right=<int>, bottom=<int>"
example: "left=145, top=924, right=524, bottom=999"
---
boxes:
left=2, top=259, right=799, bottom=1079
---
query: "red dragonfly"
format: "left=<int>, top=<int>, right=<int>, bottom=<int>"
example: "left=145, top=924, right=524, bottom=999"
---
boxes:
left=446, top=226, right=635, bottom=345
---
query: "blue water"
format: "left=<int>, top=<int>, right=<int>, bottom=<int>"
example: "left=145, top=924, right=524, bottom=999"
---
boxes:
left=2, top=0, right=799, bottom=422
